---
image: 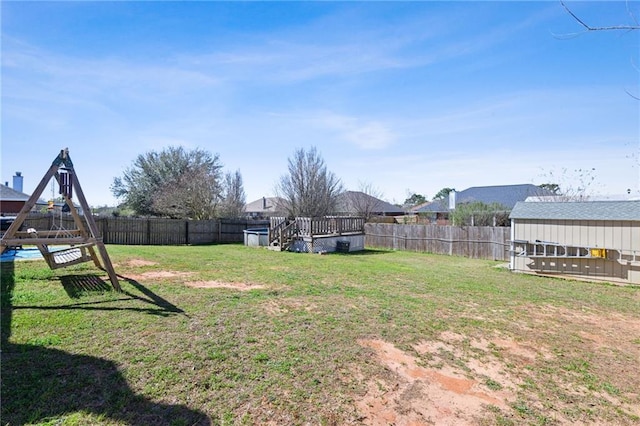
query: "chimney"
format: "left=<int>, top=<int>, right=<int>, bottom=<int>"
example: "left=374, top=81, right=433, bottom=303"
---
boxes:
left=448, top=190, right=456, bottom=210
left=262, top=197, right=267, bottom=209
left=13, top=172, right=23, bottom=193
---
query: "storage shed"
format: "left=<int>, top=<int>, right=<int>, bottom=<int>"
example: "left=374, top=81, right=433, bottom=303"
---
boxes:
left=509, top=201, right=640, bottom=285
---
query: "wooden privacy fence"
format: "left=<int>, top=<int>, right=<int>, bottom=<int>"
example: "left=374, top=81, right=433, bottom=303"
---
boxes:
left=365, top=223, right=511, bottom=261
left=20, top=214, right=509, bottom=259
left=21, top=214, right=269, bottom=245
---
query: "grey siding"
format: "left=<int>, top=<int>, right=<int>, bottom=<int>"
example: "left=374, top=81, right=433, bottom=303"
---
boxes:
left=512, top=219, right=639, bottom=284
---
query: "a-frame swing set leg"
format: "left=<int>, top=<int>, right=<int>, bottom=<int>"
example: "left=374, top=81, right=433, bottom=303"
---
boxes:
left=0, top=149, right=121, bottom=291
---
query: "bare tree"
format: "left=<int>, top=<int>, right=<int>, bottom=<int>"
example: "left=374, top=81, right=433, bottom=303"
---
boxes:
left=276, top=146, right=344, bottom=217
left=536, top=167, right=599, bottom=201
left=218, top=170, right=247, bottom=218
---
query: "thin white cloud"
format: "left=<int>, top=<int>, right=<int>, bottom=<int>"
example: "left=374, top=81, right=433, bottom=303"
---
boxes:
left=306, top=112, right=396, bottom=150
left=393, top=87, right=638, bottom=152
left=166, top=4, right=548, bottom=85
left=343, top=121, right=395, bottom=150
left=2, top=38, right=220, bottom=106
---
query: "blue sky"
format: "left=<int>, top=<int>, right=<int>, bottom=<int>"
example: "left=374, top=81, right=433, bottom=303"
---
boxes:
left=2, top=1, right=639, bottom=207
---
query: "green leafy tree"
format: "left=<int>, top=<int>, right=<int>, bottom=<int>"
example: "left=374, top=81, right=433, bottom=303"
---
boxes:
left=111, top=146, right=223, bottom=218
left=151, top=165, right=222, bottom=219
left=449, top=201, right=509, bottom=227
left=432, top=187, right=455, bottom=201
left=403, top=193, right=427, bottom=208
left=538, top=183, right=560, bottom=195
left=275, top=146, right=343, bottom=217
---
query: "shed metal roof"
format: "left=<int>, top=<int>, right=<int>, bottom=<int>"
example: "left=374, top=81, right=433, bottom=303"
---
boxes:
left=509, top=200, right=640, bottom=221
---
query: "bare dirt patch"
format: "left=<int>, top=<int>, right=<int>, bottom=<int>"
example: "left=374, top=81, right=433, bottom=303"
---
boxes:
left=354, top=307, right=640, bottom=425
left=122, top=258, right=158, bottom=267
left=125, top=271, right=194, bottom=281
left=184, top=281, right=265, bottom=291
left=357, top=337, right=517, bottom=426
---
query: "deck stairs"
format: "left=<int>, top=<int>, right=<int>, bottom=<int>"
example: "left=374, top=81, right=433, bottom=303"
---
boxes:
left=268, top=220, right=298, bottom=251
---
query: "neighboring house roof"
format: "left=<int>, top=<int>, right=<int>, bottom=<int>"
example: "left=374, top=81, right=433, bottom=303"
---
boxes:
left=510, top=200, right=640, bottom=221
left=412, top=199, right=448, bottom=213
left=245, top=197, right=286, bottom=214
left=0, top=185, right=30, bottom=202
left=336, top=191, right=405, bottom=215
left=414, top=184, right=552, bottom=213
left=0, top=185, right=71, bottom=208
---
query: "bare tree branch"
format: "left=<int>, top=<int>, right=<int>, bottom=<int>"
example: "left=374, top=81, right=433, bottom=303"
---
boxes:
left=560, top=0, right=640, bottom=32
left=557, top=1, right=640, bottom=101
left=625, top=89, right=640, bottom=100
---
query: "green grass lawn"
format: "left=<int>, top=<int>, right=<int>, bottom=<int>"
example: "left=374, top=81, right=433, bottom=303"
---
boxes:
left=2, top=244, right=639, bottom=425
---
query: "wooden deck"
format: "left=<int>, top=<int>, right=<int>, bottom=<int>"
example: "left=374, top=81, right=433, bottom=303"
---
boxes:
left=268, top=217, right=365, bottom=251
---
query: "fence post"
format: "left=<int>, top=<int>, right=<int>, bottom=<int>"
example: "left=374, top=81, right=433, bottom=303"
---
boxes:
left=185, top=220, right=189, bottom=245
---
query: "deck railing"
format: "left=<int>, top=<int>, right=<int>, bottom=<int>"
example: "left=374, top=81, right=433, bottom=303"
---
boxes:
left=303, top=216, right=365, bottom=237
left=270, top=216, right=365, bottom=239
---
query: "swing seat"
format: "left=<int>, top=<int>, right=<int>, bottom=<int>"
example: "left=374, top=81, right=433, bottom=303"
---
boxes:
left=43, top=243, right=95, bottom=269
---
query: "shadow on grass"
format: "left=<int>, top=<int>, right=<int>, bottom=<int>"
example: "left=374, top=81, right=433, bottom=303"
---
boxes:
left=330, top=248, right=392, bottom=256
left=1, top=344, right=211, bottom=425
left=61, top=273, right=112, bottom=296
left=1, top=263, right=210, bottom=425
left=14, top=274, right=186, bottom=317
left=1, top=261, right=16, bottom=347
left=120, top=275, right=186, bottom=315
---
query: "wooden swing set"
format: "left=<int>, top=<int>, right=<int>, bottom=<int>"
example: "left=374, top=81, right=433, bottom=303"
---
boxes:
left=0, top=149, right=121, bottom=291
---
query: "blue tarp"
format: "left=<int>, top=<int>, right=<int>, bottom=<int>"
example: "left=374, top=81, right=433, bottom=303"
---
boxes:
left=1, top=247, right=44, bottom=262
